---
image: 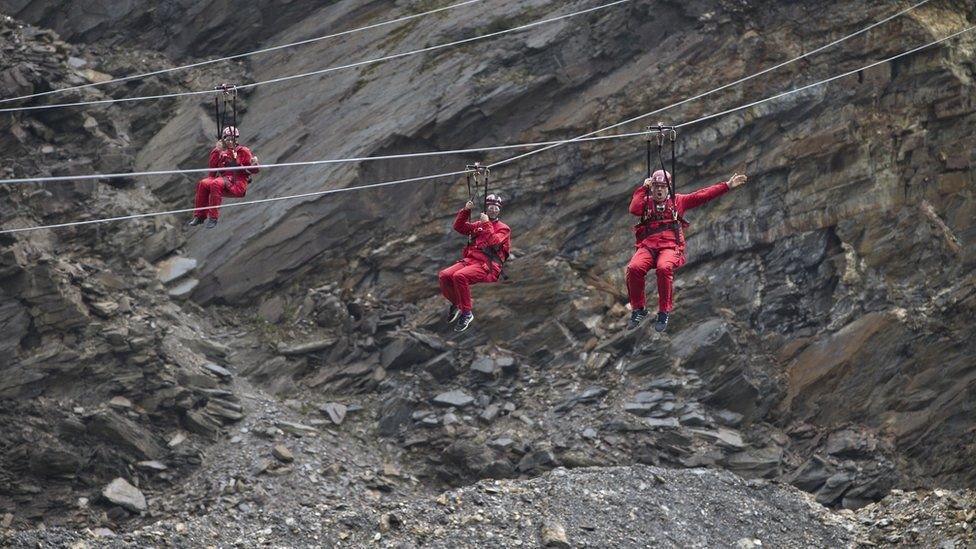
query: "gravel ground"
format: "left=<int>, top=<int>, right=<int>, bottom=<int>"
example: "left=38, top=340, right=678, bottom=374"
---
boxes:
left=335, top=465, right=858, bottom=548
left=2, top=465, right=859, bottom=548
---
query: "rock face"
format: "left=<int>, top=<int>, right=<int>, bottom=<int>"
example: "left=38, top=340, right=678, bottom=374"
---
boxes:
left=14, top=0, right=965, bottom=497
left=0, top=0, right=329, bottom=58
left=0, top=0, right=974, bottom=533
left=0, top=12, right=247, bottom=510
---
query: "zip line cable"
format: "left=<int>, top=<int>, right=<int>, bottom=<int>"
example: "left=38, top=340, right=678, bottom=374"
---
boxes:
left=0, top=131, right=652, bottom=185
left=0, top=0, right=932, bottom=185
left=0, top=170, right=472, bottom=234
left=486, top=0, right=935, bottom=169
left=2, top=25, right=971, bottom=234
left=675, top=26, right=975, bottom=129
left=0, top=0, right=632, bottom=114
left=0, top=0, right=486, bottom=105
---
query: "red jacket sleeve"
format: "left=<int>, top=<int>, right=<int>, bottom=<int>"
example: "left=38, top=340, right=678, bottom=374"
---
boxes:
left=629, top=185, right=648, bottom=217
left=485, top=223, right=510, bottom=249
left=453, top=208, right=478, bottom=235
left=238, top=146, right=259, bottom=175
left=676, top=182, right=730, bottom=213
left=207, top=148, right=222, bottom=177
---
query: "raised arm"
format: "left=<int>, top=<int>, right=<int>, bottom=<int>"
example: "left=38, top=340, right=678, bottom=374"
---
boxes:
left=676, top=182, right=730, bottom=211
left=677, top=173, right=747, bottom=212
left=453, top=207, right=478, bottom=235
left=629, top=184, right=649, bottom=216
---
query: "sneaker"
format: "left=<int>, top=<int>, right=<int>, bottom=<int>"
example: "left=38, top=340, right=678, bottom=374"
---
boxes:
left=205, top=218, right=218, bottom=229
left=627, top=308, right=649, bottom=330
left=447, top=305, right=461, bottom=324
left=454, top=312, right=474, bottom=332
left=654, top=312, right=670, bottom=333
left=187, top=217, right=204, bottom=227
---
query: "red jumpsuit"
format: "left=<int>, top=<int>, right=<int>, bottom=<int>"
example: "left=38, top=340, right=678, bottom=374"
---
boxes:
left=193, top=145, right=259, bottom=220
left=438, top=209, right=511, bottom=313
left=626, top=181, right=729, bottom=312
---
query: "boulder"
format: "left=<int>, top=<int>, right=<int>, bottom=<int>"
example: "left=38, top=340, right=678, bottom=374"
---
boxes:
left=101, top=478, right=146, bottom=513
left=470, top=356, right=497, bottom=376
left=790, top=456, right=832, bottom=492
left=816, top=471, right=855, bottom=506
left=381, top=335, right=439, bottom=370
left=422, top=352, right=459, bottom=382
left=671, top=319, right=735, bottom=375
left=321, top=402, right=347, bottom=425
left=541, top=520, right=571, bottom=548
left=824, top=429, right=876, bottom=458
left=183, top=409, right=222, bottom=437
left=432, top=390, right=475, bottom=408
left=725, top=446, right=784, bottom=479
left=157, top=256, right=198, bottom=285
left=516, top=450, right=558, bottom=474
left=86, top=410, right=164, bottom=460
left=378, top=396, right=415, bottom=436
left=168, top=278, right=199, bottom=299
left=273, top=444, right=294, bottom=463
left=278, top=338, right=338, bottom=355
left=258, top=296, right=286, bottom=323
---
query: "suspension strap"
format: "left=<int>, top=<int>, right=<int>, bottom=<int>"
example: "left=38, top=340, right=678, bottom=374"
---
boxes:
left=654, top=123, right=682, bottom=244
left=213, top=94, right=221, bottom=140
left=464, top=162, right=490, bottom=210
left=645, top=132, right=652, bottom=179
left=652, top=123, right=678, bottom=204
left=482, top=167, right=490, bottom=211
left=640, top=130, right=653, bottom=224
left=213, top=83, right=237, bottom=139
left=669, top=126, right=676, bottom=201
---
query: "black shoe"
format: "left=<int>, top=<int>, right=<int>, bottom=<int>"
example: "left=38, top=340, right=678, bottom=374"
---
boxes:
left=627, top=309, right=649, bottom=330
left=187, top=217, right=204, bottom=227
left=447, top=305, right=460, bottom=324
left=205, top=218, right=218, bottom=229
left=654, top=312, right=670, bottom=333
left=454, top=312, right=474, bottom=332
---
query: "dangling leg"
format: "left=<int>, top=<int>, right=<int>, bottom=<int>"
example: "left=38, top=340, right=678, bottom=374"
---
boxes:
left=206, top=178, right=247, bottom=227
left=190, top=178, right=213, bottom=225
left=653, top=247, right=686, bottom=332
left=204, top=178, right=226, bottom=227
left=438, top=261, right=465, bottom=323
left=224, top=178, right=248, bottom=199
left=451, top=262, right=491, bottom=332
left=625, top=247, right=655, bottom=329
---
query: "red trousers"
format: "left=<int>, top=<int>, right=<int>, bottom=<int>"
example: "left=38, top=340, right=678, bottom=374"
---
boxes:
left=626, top=246, right=685, bottom=312
left=438, top=258, right=496, bottom=313
left=193, top=176, right=246, bottom=219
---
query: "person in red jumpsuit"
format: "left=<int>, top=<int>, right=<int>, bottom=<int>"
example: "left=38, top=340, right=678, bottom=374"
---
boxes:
left=438, top=194, right=511, bottom=332
left=626, top=169, right=747, bottom=332
left=188, top=126, right=260, bottom=228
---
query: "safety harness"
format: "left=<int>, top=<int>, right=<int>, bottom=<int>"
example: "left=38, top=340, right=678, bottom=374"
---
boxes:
left=635, top=123, right=686, bottom=245
left=463, top=163, right=509, bottom=281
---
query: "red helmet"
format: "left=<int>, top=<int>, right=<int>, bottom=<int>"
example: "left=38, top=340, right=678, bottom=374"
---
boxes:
left=485, top=194, right=503, bottom=208
left=222, top=126, right=240, bottom=139
left=650, top=169, right=671, bottom=186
